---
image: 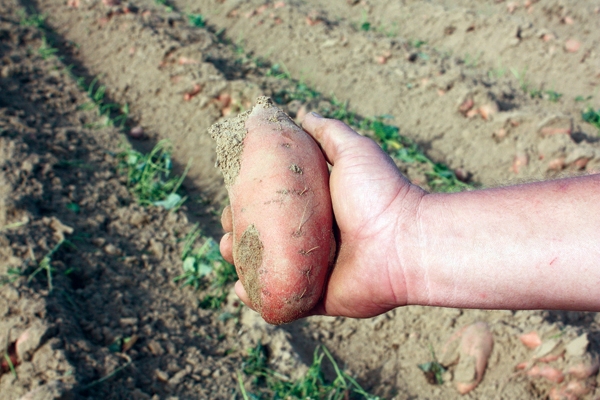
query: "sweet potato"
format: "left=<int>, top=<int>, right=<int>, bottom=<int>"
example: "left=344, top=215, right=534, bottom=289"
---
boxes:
left=209, top=97, right=334, bottom=324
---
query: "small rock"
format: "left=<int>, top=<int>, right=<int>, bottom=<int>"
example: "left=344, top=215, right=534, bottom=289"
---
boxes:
left=155, top=369, right=169, bottom=382
left=103, top=244, right=121, bottom=256
left=533, top=338, right=562, bottom=359
left=147, top=340, right=165, bottom=356
left=16, top=321, right=50, bottom=362
left=169, top=369, right=189, bottom=386
left=573, top=158, right=590, bottom=170
left=565, top=334, right=588, bottom=357
left=92, top=238, right=106, bottom=247
left=131, top=389, right=151, bottom=400
left=45, top=217, right=74, bottom=241
left=565, top=39, right=581, bottom=53
left=547, top=158, right=566, bottom=172
left=454, top=168, right=470, bottom=182
left=479, top=103, right=499, bottom=121
left=512, top=153, right=529, bottom=174
left=129, top=126, right=144, bottom=139
left=493, top=128, right=507, bottom=141
left=519, top=331, right=542, bottom=349
left=129, top=212, right=147, bottom=227
left=148, top=239, right=164, bottom=259
left=119, top=317, right=138, bottom=326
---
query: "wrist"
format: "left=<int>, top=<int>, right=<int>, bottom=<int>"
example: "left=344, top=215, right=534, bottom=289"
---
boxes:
left=390, top=183, right=430, bottom=308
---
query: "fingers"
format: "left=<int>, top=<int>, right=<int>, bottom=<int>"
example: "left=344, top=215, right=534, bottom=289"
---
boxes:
left=220, top=232, right=234, bottom=264
left=220, top=206, right=234, bottom=263
left=235, top=280, right=256, bottom=311
left=302, top=112, right=379, bottom=166
left=221, top=205, right=233, bottom=232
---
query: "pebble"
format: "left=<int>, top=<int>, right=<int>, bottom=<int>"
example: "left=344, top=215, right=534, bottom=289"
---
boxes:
left=16, top=321, right=50, bottom=361
left=155, top=369, right=169, bottom=382
left=169, top=369, right=189, bottom=386
left=129, top=212, right=147, bottom=227
left=565, top=39, right=581, bottom=53
left=148, top=239, right=164, bottom=259
left=103, top=244, right=121, bottom=256
left=147, top=340, right=165, bottom=356
left=129, top=126, right=144, bottom=139
left=565, top=334, right=589, bottom=357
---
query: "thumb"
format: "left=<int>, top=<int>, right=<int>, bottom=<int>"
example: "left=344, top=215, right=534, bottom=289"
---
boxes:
left=302, top=112, right=381, bottom=166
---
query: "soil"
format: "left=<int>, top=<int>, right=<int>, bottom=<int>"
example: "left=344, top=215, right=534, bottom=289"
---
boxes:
left=209, top=105, right=249, bottom=187
left=1, top=0, right=600, bottom=399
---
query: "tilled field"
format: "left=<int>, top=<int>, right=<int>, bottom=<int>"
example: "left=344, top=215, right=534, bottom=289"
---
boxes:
left=1, top=0, right=600, bottom=399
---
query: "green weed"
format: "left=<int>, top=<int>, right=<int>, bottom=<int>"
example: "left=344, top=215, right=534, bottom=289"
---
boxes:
left=174, top=225, right=237, bottom=309
left=270, top=67, right=319, bottom=104
left=511, top=66, right=530, bottom=92
left=325, top=110, right=470, bottom=192
left=266, top=63, right=291, bottom=80
left=575, top=95, right=593, bottom=102
left=117, top=139, right=189, bottom=209
left=18, top=9, right=46, bottom=28
left=582, top=107, right=600, bottom=132
left=3, top=353, right=17, bottom=378
left=154, top=0, right=173, bottom=12
left=418, top=345, right=446, bottom=385
left=27, top=240, right=73, bottom=292
left=545, top=90, right=562, bottom=102
left=463, top=52, right=482, bottom=68
left=77, top=77, right=129, bottom=128
left=0, top=268, right=22, bottom=286
left=187, top=13, right=205, bottom=27
left=378, top=22, right=399, bottom=38
left=411, top=39, right=427, bottom=49
left=487, top=65, right=507, bottom=80
left=38, top=36, right=58, bottom=60
left=358, top=12, right=371, bottom=32
left=240, top=343, right=381, bottom=399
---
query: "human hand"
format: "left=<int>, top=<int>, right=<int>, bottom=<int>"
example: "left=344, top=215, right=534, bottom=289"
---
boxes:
left=220, top=112, right=426, bottom=319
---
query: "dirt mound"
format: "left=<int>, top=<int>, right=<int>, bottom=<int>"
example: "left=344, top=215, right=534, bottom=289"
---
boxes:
left=1, top=0, right=600, bottom=398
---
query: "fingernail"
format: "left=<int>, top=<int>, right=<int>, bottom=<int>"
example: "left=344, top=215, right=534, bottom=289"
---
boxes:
left=310, top=111, right=323, bottom=118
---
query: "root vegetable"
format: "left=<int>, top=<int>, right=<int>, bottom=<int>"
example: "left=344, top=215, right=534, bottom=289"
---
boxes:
left=458, top=98, right=474, bottom=114
left=549, top=380, right=591, bottom=400
left=183, top=84, right=202, bottom=101
left=512, top=153, right=529, bottom=174
left=440, top=322, right=494, bottom=395
left=527, top=365, right=565, bottom=383
left=568, top=361, right=600, bottom=380
left=210, top=97, right=334, bottom=324
left=478, top=103, right=498, bottom=121
left=565, top=39, right=581, bottom=53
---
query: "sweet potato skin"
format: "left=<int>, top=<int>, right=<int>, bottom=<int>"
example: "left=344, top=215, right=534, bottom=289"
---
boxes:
left=211, top=97, right=334, bottom=324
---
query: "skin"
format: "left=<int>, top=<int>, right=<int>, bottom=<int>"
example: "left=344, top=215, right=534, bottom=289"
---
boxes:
left=226, top=101, right=333, bottom=324
left=220, top=112, right=600, bottom=319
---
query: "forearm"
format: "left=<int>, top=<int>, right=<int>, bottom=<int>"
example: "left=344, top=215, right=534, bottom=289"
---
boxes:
left=404, top=174, right=600, bottom=311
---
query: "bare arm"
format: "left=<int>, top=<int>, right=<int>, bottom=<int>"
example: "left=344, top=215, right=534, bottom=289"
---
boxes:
left=406, top=175, right=600, bottom=311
